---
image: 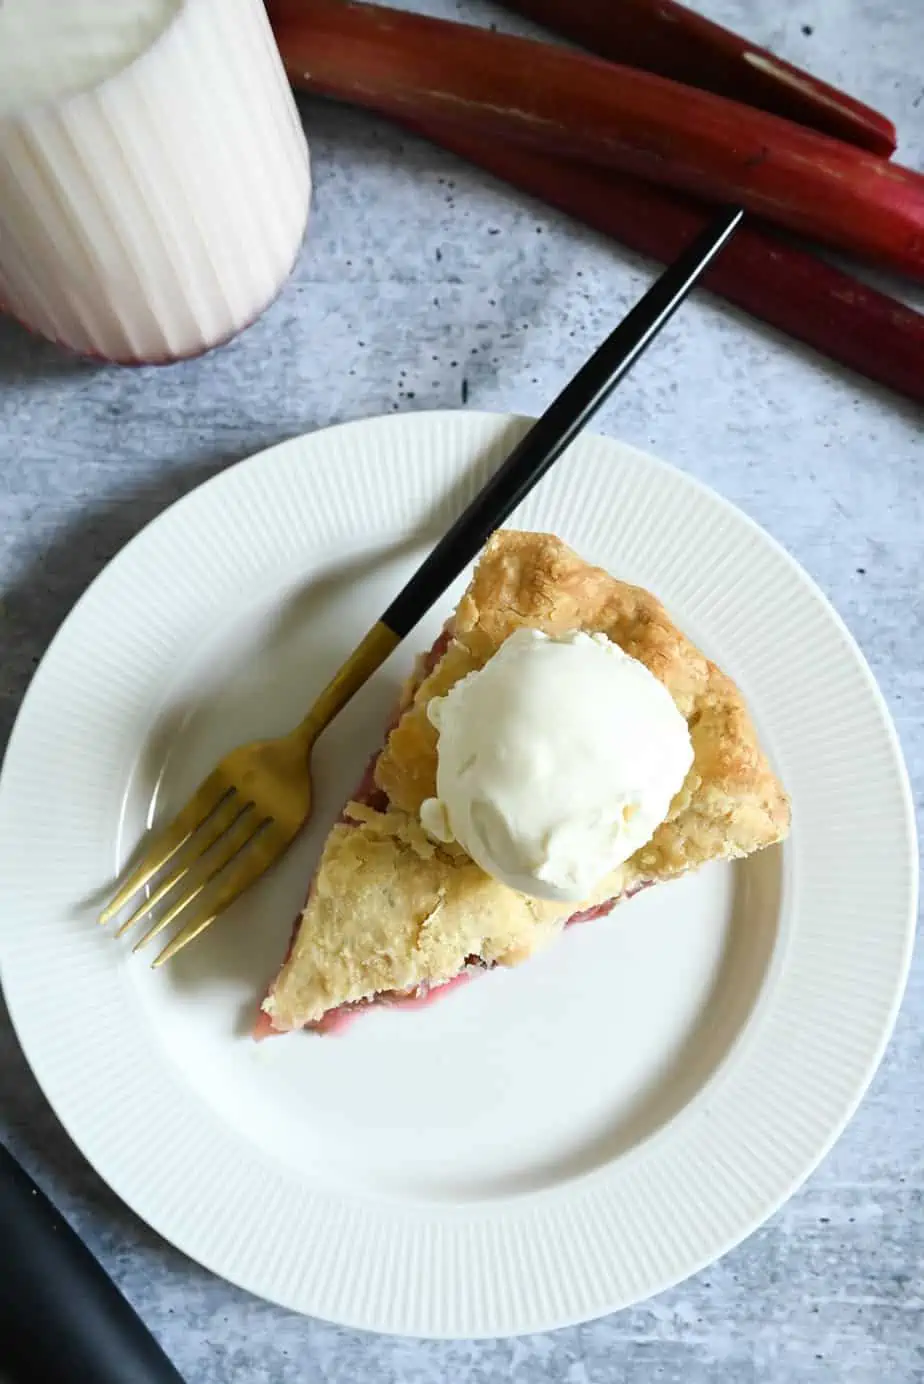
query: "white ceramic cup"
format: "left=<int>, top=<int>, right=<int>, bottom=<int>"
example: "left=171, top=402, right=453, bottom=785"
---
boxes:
left=0, top=0, right=311, bottom=363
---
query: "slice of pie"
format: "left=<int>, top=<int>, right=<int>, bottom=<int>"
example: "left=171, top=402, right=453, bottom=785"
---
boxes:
left=256, top=530, right=790, bottom=1036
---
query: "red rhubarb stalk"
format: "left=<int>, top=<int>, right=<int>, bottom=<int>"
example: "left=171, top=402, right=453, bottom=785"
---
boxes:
left=501, top=0, right=896, bottom=156
left=268, top=0, right=924, bottom=281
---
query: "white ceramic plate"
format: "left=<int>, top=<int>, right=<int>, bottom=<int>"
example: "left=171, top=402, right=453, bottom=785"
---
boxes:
left=0, top=413, right=916, bottom=1338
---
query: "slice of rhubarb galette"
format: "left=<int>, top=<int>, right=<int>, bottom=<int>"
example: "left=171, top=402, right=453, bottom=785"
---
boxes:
left=257, top=531, right=790, bottom=1036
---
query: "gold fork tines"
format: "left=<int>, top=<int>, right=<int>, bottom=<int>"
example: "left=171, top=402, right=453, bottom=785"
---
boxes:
left=151, top=818, right=279, bottom=967
left=129, top=801, right=262, bottom=952
left=98, top=621, right=400, bottom=965
left=113, top=789, right=247, bottom=938
left=99, top=774, right=236, bottom=927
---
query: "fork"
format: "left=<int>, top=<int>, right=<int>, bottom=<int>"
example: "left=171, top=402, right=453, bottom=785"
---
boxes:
left=99, top=206, right=741, bottom=964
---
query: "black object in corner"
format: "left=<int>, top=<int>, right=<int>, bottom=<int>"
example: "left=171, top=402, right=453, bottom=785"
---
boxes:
left=0, top=1142, right=186, bottom=1384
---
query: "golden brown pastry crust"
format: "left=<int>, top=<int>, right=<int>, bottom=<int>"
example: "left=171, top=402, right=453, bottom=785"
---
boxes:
left=263, top=532, right=790, bottom=1031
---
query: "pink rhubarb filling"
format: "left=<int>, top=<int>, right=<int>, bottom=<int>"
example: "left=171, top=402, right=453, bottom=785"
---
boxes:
left=255, top=626, right=640, bottom=1038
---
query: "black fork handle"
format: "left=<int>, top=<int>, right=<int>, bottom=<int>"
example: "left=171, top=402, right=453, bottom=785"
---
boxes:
left=381, top=205, right=743, bottom=639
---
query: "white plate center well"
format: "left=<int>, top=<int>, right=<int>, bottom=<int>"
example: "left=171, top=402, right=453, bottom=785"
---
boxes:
left=124, top=543, right=781, bottom=1202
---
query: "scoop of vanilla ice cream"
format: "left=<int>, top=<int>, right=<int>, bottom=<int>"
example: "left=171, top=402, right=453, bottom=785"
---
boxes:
left=419, top=627, right=694, bottom=902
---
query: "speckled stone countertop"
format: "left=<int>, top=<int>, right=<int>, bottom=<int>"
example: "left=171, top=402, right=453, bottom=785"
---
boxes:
left=1, top=2, right=922, bottom=1380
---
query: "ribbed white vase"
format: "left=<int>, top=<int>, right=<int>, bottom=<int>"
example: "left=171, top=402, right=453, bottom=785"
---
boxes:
left=0, top=0, right=311, bottom=363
